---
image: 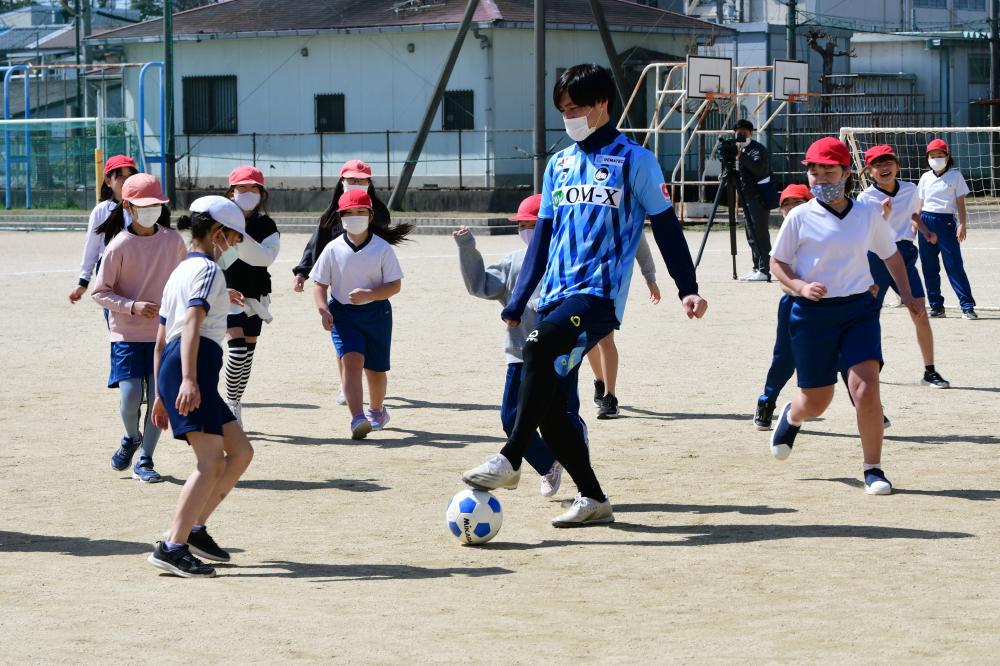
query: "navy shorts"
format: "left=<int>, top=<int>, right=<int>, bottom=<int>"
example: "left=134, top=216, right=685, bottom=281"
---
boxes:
left=537, top=295, right=619, bottom=377
left=108, top=341, right=155, bottom=388
left=227, top=311, right=264, bottom=337
left=157, top=336, right=235, bottom=442
left=789, top=292, right=882, bottom=389
left=329, top=299, right=393, bottom=372
left=868, top=240, right=925, bottom=305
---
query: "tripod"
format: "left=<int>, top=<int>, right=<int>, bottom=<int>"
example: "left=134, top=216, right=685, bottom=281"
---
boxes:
left=693, top=161, right=753, bottom=280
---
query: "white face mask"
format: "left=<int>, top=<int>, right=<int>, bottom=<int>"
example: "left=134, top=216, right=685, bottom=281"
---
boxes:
left=928, top=157, right=948, bottom=172
left=564, top=114, right=596, bottom=142
left=133, top=206, right=161, bottom=229
left=233, top=190, right=261, bottom=212
left=343, top=182, right=369, bottom=192
left=342, top=215, right=369, bottom=235
left=519, top=228, right=535, bottom=246
left=214, top=232, right=240, bottom=270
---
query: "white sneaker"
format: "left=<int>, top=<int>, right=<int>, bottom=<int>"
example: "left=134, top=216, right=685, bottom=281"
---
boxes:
left=746, top=270, right=770, bottom=282
left=552, top=493, right=614, bottom=527
left=226, top=400, right=242, bottom=427
left=461, top=454, right=520, bottom=490
left=336, top=387, right=347, bottom=405
left=539, top=462, right=563, bottom=497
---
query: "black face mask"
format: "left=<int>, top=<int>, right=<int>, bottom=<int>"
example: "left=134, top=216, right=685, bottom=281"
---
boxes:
left=735, top=133, right=749, bottom=144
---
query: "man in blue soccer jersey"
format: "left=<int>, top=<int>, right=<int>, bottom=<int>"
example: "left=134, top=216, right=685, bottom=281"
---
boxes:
left=462, top=64, right=708, bottom=527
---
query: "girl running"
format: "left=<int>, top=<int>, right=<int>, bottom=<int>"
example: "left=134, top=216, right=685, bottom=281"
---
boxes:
left=92, top=174, right=186, bottom=481
left=587, top=234, right=661, bottom=419
left=149, top=196, right=256, bottom=578
left=292, top=159, right=400, bottom=405
left=222, top=166, right=281, bottom=424
left=310, top=189, right=404, bottom=440
left=769, top=137, right=923, bottom=495
left=916, top=139, right=978, bottom=319
left=857, top=144, right=949, bottom=387
left=68, top=155, right=137, bottom=306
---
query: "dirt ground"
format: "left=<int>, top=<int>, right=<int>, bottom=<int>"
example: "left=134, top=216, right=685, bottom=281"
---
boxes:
left=1, top=228, right=998, bottom=664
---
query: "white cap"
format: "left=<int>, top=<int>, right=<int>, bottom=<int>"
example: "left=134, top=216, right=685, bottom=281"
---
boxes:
left=190, top=195, right=247, bottom=235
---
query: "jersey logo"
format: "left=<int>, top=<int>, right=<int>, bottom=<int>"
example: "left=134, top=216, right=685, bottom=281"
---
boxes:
left=552, top=185, right=622, bottom=208
left=570, top=315, right=581, bottom=327
left=595, top=154, right=625, bottom=168
left=556, top=155, right=577, bottom=170
left=662, top=183, right=671, bottom=201
left=594, top=167, right=610, bottom=183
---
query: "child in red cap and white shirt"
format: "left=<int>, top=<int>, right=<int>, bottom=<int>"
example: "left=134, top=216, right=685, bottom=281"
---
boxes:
left=310, top=189, right=404, bottom=439
left=91, top=174, right=186, bottom=482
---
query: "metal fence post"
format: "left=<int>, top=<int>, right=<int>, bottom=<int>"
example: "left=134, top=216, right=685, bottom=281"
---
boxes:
left=457, top=128, right=463, bottom=190
left=319, top=131, right=324, bottom=190
left=385, top=130, right=391, bottom=190
left=252, top=132, right=257, bottom=167
left=186, top=134, right=191, bottom=187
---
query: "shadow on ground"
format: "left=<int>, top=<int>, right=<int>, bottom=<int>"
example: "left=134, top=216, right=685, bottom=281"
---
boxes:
left=222, top=561, right=513, bottom=581
left=801, top=477, right=1000, bottom=501
left=0, top=531, right=150, bottom=557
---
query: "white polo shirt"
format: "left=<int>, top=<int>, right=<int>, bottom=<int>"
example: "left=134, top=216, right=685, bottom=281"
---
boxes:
left=917, top=168, right=970, bottom=214
left=857, top=181, right=919, bottom=243
left=159, top=252, right=230, bottom=349
left=310, top=232, right=404, bottom=306
left=771, top=198, right=897, bottom=298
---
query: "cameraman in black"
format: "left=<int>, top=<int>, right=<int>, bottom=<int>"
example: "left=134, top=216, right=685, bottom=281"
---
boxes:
left=733, top=119, right=775, bottom=282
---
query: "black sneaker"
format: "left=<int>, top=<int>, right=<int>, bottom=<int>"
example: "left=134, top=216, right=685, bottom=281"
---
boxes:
left=921, top=370, right=951, bottom=389
left=754, top=400, right=776, bottom=431
left=593, top=379, right=606, bottom=407
left=962, top=309, right=979, bottom=320
left=187, top=528, right=231, bottom=562
left=929, top=306, right=946, bottom=318
left=147, top=542, right=216, bottom=578
left=597, top=393, right=620, bottom=419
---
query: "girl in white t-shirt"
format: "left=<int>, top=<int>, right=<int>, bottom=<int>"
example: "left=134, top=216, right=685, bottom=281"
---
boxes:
left=916, top=138, right=978, bottom=319
left=310, top=189, right=404, bottom=440
left=769, top=137, right=924, bottom=496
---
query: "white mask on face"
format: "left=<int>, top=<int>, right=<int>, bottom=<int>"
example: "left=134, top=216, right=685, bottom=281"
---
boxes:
left=342, top=215, right=369, bottom=235
left=214, top=232, right=240, bottom=269
left=928, top=157, right=948, bottom=172
left=233, top=190, right=261, bottom=212
left=519, top=228, right=535, bottom=246
left=564, top=114, right=596, bottom=142
left=343, top=182, right=369, bottom=192
left=133, top=206, right=161, bottom=229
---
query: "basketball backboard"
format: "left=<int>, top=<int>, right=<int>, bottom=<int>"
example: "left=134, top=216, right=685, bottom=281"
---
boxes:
left=773, top=59, right=809, bottom=101
left=685, top=56, right=732, bottom=100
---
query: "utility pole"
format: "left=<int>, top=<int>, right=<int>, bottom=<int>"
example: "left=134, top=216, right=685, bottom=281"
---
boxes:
left=991, top=0, right=999, bottom=126
left=74, top=0, right=82, bottom=115
left=786, top=0, right=796, bottom=60
left=533, top=0, right=545, bottom=193
left=164, top=0, right=177, bottom=200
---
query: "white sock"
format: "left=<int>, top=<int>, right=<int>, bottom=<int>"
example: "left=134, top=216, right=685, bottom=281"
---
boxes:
left=863, top=463, right=881, bottom=471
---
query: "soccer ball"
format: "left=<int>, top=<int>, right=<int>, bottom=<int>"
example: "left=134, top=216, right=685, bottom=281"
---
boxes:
left=446, top=488, right=503, bottom=545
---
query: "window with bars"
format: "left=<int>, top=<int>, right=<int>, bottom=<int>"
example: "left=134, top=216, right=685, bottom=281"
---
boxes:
left=315, top=94, right=345, bottom=133
left=442, top=90, right=474, bottom=130
left=182, top=75, right=237, bottom=134
left=969, top=53, right=990, bottom=85
left=954, top=0, right=984, bottom=9
left=913, top=0, right=945, bottom=7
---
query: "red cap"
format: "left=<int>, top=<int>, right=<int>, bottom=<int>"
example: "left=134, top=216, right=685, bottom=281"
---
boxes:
left=121, top=173, right=169, bottom=206
left=509, top=194, right=542, bottom=222
left=926, top=138, right=949, bottom=154
left=802, top=137, right=851, bottom=166
left=340, top=159, right=372, bottom=180
left=337, top=189, right=373, bottom=212
left=229, top=165, right=265, bottom=187
left=104, top=154, right=136, bottom=175
left=779, top=183, right=813, bottom=204
left=864, top=144, right=897, bottom=165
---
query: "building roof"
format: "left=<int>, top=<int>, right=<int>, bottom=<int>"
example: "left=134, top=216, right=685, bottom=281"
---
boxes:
left=0, top=26, right=64, bottom=52
left=87, top=0, right=732, bottom=44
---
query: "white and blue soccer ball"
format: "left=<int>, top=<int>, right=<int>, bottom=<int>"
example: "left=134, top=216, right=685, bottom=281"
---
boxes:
left=446, top=488, right=503, bottom=545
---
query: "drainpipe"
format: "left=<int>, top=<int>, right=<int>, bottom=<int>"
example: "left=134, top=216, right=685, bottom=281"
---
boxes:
left=940, top=44, right=951, bottom=125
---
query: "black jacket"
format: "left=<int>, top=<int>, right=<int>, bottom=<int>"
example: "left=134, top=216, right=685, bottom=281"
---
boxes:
left=736, top=139, right=771, bottom=200
left=293, top=199, right=392, bottom=277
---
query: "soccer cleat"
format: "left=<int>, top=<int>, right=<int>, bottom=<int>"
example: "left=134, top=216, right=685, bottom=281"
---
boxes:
left=226, top=400, right=243, bottom=427
left=922, top=370, right=950, bottom=389
left=593, top=379, right=606, bottom=407
left=754, top=399, right=776, bottom=431
left=147, top=542, right=216, bottom=578
left=864, top=468, right=892, bottom=495
left=597, top=393, right=620, bottom=419
left=187, top=527, right=231, bottom=563
left=551, top=494, right=614, bottom=527
left=770, top=401, right=799, bottom=460
left=540, top=462, right=563, bottom=497
left=111, top=436, right=141, bottom=471
left=132, top=457, right=163, bottom=484
left=350, top=414, right=372, bottom=440
left=962, top=309, right=979, bottom=320
left=461, top=453, right=521, bottom=490
left=883, top=413, right=892, bottom=430
left=365, top=407, right=390, bottom=431
left=929, top=306, right=946, bottom=318
left=336, top=387, right=347, bottom=405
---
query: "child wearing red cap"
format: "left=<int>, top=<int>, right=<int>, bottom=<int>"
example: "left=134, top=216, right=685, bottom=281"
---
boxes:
left=91, top=174, right=185, bottom=483
left=916, top=139, right=978, bottom=319
left=309, top=189, right=404, bottom=439
left=453, top=194, right=566, bottom=496
left=769, top=137, right=924, bottom=495
left=69, top=154, right=138, bottom=306
left=857, top=144, right=950, bottom=388
left=221, top=166, right=282, bottom=425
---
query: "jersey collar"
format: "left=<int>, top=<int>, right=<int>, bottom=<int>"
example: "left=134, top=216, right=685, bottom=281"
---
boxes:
left=578, top=121, right=620, bottom=153
left=874, top=181, right=900, bottom=197
left=343, top=231, right=373, bottom=253
left=187, top=251, right=212, bottom=259
left=817, top=198, right=854, bottom=220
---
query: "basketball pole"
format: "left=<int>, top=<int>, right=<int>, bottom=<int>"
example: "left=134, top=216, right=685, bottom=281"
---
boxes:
left=533, top=0, right=545, bottom=194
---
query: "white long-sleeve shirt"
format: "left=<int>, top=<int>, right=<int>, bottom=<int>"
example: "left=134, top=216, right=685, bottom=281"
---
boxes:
left=77, top=200, right=132, bottom=286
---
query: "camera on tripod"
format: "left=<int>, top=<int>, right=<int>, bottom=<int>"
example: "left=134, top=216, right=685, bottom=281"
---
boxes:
left=717, top=135, right=740, bottom=171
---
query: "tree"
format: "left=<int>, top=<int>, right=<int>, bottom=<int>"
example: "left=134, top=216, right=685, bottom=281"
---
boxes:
left=807, top=28, right=856, bottom=127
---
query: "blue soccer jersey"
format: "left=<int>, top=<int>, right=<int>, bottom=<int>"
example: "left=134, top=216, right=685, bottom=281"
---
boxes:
left=537, top=133, right=671, bottom=322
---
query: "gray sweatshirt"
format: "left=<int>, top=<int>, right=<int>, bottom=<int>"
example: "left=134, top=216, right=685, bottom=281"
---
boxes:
left=455, top=230, right=656, bottom=364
